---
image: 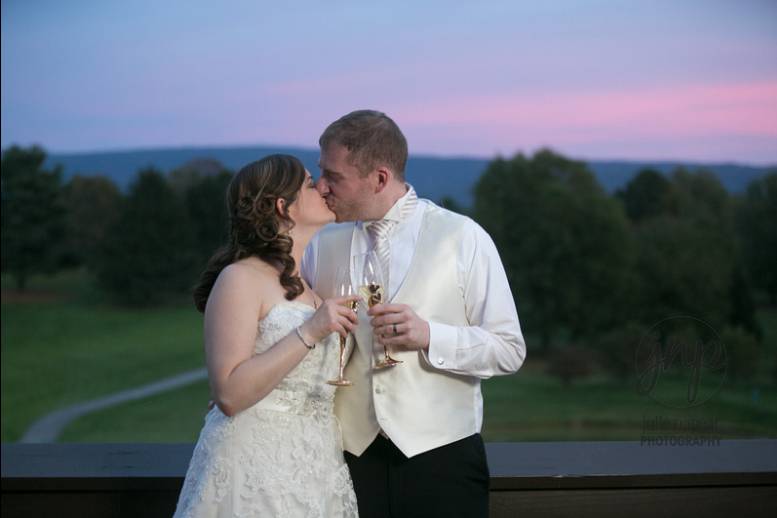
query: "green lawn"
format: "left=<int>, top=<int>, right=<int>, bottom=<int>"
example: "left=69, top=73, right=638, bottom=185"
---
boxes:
left=60, top=380, right=211, bottom=442
left=1, top=270, right=204, bottom=442
left=57, top=361, right=777, bottom=443
left=4, top=270, right=777, bottom=443
left=481, top=366, right=777, bottom=441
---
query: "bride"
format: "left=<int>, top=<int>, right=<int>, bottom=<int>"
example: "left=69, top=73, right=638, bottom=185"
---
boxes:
left=173, top=154, right=359, bottom=517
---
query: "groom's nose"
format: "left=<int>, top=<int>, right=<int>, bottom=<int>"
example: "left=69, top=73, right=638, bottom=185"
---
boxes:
left=316, top=177, right=329, bottom=195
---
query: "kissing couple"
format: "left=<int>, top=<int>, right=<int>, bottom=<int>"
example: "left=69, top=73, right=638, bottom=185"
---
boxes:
left=173, top=110, right=526, bottom=517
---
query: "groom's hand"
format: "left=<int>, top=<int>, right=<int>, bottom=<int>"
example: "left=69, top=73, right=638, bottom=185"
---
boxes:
left=368, top=303, right=430, bottom=351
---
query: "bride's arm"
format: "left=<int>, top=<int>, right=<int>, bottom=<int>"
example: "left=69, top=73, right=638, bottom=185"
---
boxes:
left=205, top=263, right=356, bottom=417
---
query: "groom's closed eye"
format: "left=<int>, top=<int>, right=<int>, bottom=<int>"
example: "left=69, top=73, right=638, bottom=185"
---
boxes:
left=321, top=169, right=341, bottom=184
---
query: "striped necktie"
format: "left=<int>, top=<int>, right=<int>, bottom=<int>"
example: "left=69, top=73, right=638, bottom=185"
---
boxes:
left=365, top=187, right=418, bottom=294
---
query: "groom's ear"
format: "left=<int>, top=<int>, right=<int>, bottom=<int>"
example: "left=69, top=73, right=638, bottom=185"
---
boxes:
left=374, top=167, right=391, bottom=193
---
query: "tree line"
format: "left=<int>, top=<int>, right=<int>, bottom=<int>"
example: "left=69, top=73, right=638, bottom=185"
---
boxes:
left=1, top=145, right=231, bottom=304
left=472, top=149, right=775, bottom=383
left=2, top=145, right=775, bottom=382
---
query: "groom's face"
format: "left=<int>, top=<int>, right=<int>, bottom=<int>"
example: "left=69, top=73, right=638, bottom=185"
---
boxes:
left=317, top=143, right=375, bottom=222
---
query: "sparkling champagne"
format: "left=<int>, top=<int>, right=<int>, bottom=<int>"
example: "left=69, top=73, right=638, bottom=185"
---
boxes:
left=359, top=283, right=384, bottom=308
left=327, top=266, right=356, bottom=386
left=336, top=299, right=360, bottom=364
left=355, top=251, right=401, bottom=369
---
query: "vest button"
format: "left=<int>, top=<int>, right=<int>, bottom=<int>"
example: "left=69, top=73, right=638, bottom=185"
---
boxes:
left=375, top=386, right=384, bottom=394
left=437, top=358, right=444, bottom=365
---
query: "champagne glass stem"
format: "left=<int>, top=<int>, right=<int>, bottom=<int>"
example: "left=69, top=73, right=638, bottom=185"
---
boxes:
left=327, top=335, right=353, bottom=386
left=339, top=336, right=347, bottom=378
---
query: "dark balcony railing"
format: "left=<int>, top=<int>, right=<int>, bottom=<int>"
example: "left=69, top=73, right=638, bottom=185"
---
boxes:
left=2, top=440, right=777, bottom=517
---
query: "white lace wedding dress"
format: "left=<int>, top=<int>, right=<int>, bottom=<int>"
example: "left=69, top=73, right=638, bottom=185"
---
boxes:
left=173, top=301, right=359, bottom=517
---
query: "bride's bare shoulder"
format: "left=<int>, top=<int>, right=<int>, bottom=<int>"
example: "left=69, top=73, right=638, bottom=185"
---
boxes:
left=208, top=258, right=283, bottom=318
left=216, top=258, right=278, bottom=293
left=229, top=256, right=277, bottom=275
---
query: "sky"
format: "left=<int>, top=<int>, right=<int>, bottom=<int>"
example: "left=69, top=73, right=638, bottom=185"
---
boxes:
left=2, top=0, right=777, bottom=164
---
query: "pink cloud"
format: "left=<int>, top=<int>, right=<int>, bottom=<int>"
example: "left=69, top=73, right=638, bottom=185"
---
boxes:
left=394, top=80, right=777, bottom=139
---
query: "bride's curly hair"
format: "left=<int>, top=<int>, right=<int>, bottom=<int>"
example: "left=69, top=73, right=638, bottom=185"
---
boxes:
left=193, top=154, right=306, bottom=313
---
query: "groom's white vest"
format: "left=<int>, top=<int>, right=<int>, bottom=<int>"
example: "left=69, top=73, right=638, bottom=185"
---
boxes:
left=312, top=203, right=480, bottom=458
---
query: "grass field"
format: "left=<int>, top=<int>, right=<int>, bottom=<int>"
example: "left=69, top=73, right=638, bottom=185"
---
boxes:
left=58, top=360, right=777, bottom=443
left=1, top=270, right=204, bottom=442
left=4, top=269, right=777, bottom=443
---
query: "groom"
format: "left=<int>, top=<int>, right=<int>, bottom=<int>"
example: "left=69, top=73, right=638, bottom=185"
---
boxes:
left=302, top=110, right=526, bottom=518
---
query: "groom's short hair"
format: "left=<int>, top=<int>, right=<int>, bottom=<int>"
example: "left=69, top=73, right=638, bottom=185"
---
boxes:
left=320, top=110, right=408, bottom=180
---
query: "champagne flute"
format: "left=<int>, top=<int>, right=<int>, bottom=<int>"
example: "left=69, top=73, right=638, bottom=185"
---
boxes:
left=355, top=251, right=402, bottom=369
left=327, top=266, right=356, bottom=386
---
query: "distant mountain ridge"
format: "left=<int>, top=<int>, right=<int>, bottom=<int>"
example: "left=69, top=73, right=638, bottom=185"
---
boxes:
left=45, top=145, right=774, bottom=207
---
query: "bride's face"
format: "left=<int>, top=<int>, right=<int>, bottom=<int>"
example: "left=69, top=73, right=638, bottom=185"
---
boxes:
left=287, top=170, right=335, bottom=228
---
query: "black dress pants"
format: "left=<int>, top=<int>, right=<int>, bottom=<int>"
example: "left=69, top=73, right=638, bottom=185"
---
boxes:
left=344, top=434, right=490, bottom=518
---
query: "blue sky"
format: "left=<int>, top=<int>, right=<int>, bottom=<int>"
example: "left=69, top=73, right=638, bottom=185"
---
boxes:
left=2, top=0, right=776, bottom=163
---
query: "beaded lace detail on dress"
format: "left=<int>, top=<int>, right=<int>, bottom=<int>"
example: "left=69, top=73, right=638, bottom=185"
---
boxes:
left=173, top=301, right=358, bottom=517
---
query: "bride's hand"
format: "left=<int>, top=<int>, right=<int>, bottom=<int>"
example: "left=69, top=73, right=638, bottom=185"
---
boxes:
left=299, top=296, right=360, bottom=343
